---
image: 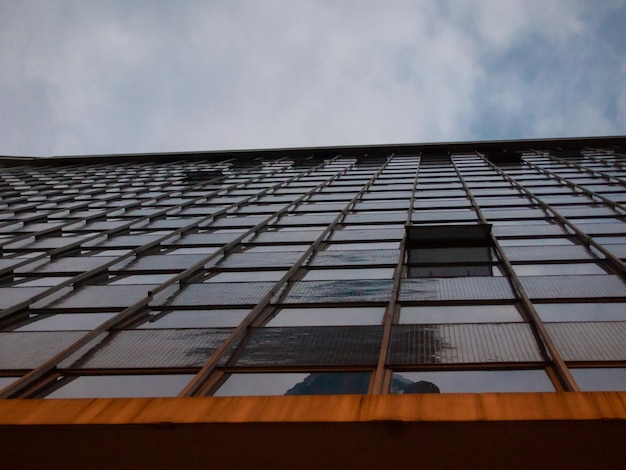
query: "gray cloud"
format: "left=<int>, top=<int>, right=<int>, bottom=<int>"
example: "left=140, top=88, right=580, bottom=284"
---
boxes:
left=1, top=0, right=625, bottom=156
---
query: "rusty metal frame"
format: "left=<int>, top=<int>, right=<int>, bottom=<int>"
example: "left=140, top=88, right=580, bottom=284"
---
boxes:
left=534, top=151, right=626, bottom=189
left=371, top=154, right=420, bottom=394
left=181, top=155, right=396, bottom=397
left=0, top=156, right=338, bottom=398
left=453, top=154, right=579, bottom=391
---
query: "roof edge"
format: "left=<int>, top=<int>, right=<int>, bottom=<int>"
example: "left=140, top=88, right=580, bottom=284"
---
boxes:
left=1, top=135, right=624, bottom=167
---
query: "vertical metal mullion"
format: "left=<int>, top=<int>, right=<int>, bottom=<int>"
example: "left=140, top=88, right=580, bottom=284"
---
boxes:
left=466, top=155, right=580, bottom=392
left=0, top=158, right=295, bottom=322
left=0, top=155, right=329, bottom=398
left=522, top=158, right=626, bottom=216
left=536, top=152, right=626, bottom=188
left=181, top=155, right=396, bottom=397
left=452, top=155, right=578, bottom=392
left=479, top=155, right=626, bottom=277
left=371, top=154, right=421, bottom=394
left=584, top=149, right=626, bottom=170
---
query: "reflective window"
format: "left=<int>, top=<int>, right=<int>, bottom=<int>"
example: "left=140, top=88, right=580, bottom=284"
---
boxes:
left=301, top=268, right=394, bottom=281
left=533, top=302, right=626, bottom=321
left=0, top=376, right=18, bottom=389
left=206, top=271, right=287, bottom=283
left=244, top=244, right=311, bottom=252
left=15, top=277, right=72, bottom=287
left=15, top=312, right=117, bottom=331
left=214, top=371, right=371, bottom=396
left=45, top=374, right=196, bottom=398
left=109, top=274, right=178, bottom=285
left=325, top=242, right=400, bottom=251
left=400, top=305, right=522, bottom=324
left=512, top=263, right=607, bottom=276
left=497, top=238, right=574, bottom=246
left=138, top=309, right=249, bottom=328
left=266, top=307, right=385, bottom=326
left=390, top=370, right=555, bottom=393
left=570, top=368, right=626, bottom=391
left=167, top=247, right=220, bottom=255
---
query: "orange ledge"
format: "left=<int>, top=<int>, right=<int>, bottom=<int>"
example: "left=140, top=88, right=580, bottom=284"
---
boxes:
left=1, top=393, right=625, bottom=469
left=0, top=392, right=624, bottom=425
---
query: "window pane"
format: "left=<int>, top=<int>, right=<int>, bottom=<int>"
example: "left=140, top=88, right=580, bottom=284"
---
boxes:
left=326, top=242, right=400, bottom=251
left=206, top=271, right=287, bottom=283
left=390, top=370, right=554, bottom=393
left=302, top=268, right=394, bottom=281
left=533, top=302, right=626, bottom=321
left=400, top=305, right=522, bottom=324
left=109, top=274, right=178, bottom=285
left=266, top=307, right=385, bottom=326
left=571, top=368, right=626, bottom=391
left=15, top=313, right=117, bottom=331
left=138, top=309, right=249, bottom=328
left=45, top=374, right=196, bottom=398
left=0, top=376, right=18, bottom=389
left=512, top=263, right=607, bottom=276
left=214, top=371, right=371, bottom=396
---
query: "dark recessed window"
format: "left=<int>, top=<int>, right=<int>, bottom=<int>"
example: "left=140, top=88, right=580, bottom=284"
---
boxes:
left=406, top=224, right=495, bottom=278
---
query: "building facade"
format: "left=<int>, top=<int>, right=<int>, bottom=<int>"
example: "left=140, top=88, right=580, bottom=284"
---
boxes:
left=0, top=137, right=625, bottom=467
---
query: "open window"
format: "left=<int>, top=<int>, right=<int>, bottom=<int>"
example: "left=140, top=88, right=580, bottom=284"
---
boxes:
left=405, top=224, right=495, bottom=278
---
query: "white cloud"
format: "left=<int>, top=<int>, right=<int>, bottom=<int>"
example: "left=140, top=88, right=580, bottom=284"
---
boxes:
left=0, top=1, right=624, bottom=156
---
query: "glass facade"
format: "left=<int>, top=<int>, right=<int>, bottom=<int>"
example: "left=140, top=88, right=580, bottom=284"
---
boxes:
left=1, top=139, right=625, bottom=399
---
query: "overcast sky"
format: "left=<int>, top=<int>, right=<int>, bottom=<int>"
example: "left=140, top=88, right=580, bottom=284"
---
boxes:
left=1, top=1, right=625, bottom=157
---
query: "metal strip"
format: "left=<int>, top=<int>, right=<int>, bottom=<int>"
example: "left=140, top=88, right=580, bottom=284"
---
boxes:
left=453, top=154, right=579, bottom=391
left=0, top=155, right=331, bottom=398
left=372, top=154, right=420, bottom=394
left=180, top=155, right=394, bottom=396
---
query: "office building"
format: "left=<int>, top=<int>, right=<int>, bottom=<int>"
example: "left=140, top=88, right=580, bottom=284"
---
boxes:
left=0, top=136, right=625, bottom=467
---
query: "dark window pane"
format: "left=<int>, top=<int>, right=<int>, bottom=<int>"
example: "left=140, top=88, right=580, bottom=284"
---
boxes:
left=214, top=371, right=371, bottom=396
left=266, top=307, right=385, bottom=326
left=390, top=370, right=554, bottom=393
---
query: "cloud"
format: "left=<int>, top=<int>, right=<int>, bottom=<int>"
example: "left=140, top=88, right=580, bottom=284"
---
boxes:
left=0, top=1, right=624, bottom=156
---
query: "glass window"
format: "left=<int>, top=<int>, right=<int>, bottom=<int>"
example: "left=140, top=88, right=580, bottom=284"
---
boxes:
left=301, top=268, right=394, bottom=281
left=167, top=247, right=220, bottom=255
left=213, top=371, right=371, bottom=396
left=15, top=312, right=117, bottom=331
left=406, top=225, right=494, bottom=278
left=138, top=309, right=249, bottom=328
left=45, top=374, right=196, bottom=398
left=533, top=302, right=626, bottom=321
left=512, top=263, right=607, bottom=276
left=390, top=370, right=555, bottom=393
left=0, top=376, right=19, bottom=389
left=206, top=271, right=287, bottom=283
left=15, top=277, right=72, bottom=287
left=400, top=305, right=522, bottom=324
left=325, top=242, right=400, bottom=251
left=108, top=274, right=178, bottom=285
left=570, top=368, right=626, bottom=391
left=266, top=307, right=385, bottom=326
left=244, top=244, right=311, bottom=252
left=497, top=238, right=574, bottom=246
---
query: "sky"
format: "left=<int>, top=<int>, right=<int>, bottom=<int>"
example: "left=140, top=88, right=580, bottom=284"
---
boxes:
left=1, top=0, right=625, bottom=157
